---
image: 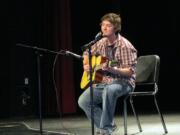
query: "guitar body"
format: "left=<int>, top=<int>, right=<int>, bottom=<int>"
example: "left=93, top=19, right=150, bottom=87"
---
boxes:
left=80, top=55, right=108, bottom=89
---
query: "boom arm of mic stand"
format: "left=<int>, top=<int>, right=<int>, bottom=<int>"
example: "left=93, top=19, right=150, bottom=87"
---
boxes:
left=16, top=43, right=68, bottom=56
left=81, top=41, right=94, bottom=51
left=81, top=35, right=103, bottom=51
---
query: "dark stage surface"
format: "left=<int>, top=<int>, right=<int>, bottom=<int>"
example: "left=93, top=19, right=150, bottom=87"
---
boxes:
left=0, top=112, right=180, bottom=135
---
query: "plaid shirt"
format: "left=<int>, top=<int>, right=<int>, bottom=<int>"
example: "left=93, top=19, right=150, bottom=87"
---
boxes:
left=85, top=34, right=137, bottom=88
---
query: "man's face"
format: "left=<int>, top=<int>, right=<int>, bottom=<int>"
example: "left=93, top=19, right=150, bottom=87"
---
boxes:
left=101, top=20, right=115, bottom=37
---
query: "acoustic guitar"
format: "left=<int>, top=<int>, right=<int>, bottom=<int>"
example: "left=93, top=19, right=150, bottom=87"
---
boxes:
left=80, top=55, right=108, bottom=89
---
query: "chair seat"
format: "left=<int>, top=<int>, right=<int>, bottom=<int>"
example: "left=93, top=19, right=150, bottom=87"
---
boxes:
left=129, top=91, right=156, bottom=96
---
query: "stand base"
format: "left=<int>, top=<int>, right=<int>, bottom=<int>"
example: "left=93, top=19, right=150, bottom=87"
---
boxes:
left=0, top=122, right=74, bottom=135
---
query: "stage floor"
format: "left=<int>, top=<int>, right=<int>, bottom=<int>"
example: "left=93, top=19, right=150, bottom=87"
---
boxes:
left=0, top=112, right=179, bottom=135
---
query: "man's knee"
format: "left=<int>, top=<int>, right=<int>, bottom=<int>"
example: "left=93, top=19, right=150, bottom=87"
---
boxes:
left=78, top=95, right=90, bottom=110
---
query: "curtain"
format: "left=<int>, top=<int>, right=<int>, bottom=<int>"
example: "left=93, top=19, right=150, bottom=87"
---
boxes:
left=53, top=0, right=76, bottom=114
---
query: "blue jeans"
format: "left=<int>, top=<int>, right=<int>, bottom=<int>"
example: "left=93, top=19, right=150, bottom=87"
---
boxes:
left=78, top=81, right=133, bottom=134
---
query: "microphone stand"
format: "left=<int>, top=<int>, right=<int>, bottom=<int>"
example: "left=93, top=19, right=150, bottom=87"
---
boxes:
left=36, top=50, right=43, bottom=135
left=16, top=43, right=78, bottom=135
left=88, top=46, right=95, bottom=135
left=81, top=34, right=103, bottom=135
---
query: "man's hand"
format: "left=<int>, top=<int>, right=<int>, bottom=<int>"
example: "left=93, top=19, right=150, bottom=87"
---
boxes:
left=101, top=61, right=109, bottom=71
left=83, top=64, right=90, bottom=72
left=83, top=55, right=90, bottom=71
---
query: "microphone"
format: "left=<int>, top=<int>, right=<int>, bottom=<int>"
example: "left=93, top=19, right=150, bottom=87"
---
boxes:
left=94, top=31, right=103, bottom=41
left=81, top=31, right=104, bottom=50
left=65, top=51, right=83, bottom=60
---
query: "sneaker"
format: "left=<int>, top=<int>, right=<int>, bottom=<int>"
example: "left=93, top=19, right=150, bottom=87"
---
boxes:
left=96, top=124, right=117, bottom=135
left=96, top=131, right=100, bottom=135
left=97, top=129, right=111, bottom=135
left=112, top=124, right=117, bottom=131
left=96, top=132, right=110, bottom=135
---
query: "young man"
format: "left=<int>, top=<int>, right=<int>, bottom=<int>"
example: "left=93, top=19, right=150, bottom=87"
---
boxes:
left=78, top=12, right=137, bottom=135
